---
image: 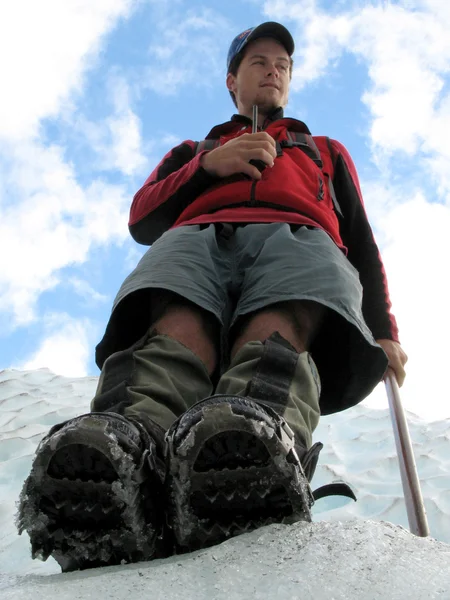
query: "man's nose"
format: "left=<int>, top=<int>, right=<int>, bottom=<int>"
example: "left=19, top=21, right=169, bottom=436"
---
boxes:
left=265, top=67, right=279, bottom=78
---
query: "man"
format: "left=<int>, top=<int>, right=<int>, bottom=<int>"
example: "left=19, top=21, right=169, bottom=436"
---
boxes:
left=18, top=22, right=407, bottom=572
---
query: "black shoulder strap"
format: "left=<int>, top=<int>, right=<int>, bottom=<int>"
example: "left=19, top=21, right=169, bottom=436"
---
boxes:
left=324, top=136, right=343, bottom=219
left=327, top=173, right=343, bottom=219
left=195, top=139, right=221, bottom=155
left=279, top=132, right=323, bottom=168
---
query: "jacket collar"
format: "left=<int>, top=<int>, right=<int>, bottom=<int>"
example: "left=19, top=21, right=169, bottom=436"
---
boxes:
left=205, top=107, right=311, bottom=139
left=230, top=106, right=285, bottom=126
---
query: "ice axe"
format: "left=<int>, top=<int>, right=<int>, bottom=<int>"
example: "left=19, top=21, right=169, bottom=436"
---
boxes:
left=249, top=105, right=267, bottom=173
left=385, top=368, right=430, bottom=537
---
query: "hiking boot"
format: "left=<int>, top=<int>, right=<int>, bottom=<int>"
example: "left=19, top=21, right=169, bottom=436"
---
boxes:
left=17, top=412, right=166, bottom=572
left=165, top=394, right=315, bottom=553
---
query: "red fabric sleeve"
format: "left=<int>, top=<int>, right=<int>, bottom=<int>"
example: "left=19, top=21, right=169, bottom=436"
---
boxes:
left=128, top=142, right=220, bottom=245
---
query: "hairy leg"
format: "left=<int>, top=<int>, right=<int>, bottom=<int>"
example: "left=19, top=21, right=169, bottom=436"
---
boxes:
left=150, top=291, right=220, bottom=375
left=231, top=299, right=326, bottom=358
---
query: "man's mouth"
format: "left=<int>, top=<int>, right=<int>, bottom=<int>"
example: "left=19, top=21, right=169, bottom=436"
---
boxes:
left=261, top=83, right=279, bottom=90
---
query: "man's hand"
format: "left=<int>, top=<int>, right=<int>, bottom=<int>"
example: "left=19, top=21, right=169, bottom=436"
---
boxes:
left=376, top=339, right=408, bottom=387
left=200, top=132, right=277, bottom=180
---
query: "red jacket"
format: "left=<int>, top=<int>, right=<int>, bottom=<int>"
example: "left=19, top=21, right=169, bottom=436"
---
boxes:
left=129, top=109, right=399, bottom=343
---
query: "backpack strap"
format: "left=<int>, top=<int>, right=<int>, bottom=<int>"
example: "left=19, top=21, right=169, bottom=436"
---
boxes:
left=324, top=136, right=343, bottom=219
left=195, top=139, right=221, bottom=154
left=278, top=132, right=323, bottom=169
left=327, top=173, right=343, bottom=219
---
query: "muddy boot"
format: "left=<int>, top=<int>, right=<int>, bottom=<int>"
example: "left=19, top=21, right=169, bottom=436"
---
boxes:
left=165, top=333, right=356, bottom=553
left=17, top=412, right=166, bottom=572
left=165, top=394, right=314, bottom=553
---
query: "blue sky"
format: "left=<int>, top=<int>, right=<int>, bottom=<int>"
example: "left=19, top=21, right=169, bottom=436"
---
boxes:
left=0, top=0, right=449, bottom=420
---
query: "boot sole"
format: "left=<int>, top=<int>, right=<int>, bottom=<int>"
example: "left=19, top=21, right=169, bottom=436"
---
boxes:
left=167, top=398, right=313, bottom=552
left=17, top=415, right=160, bottom=571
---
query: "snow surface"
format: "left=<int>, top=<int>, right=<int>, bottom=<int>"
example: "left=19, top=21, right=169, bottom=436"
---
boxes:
left=2, top=521, right=450, bottom=600
left=0, top=368, right=449, bottom=598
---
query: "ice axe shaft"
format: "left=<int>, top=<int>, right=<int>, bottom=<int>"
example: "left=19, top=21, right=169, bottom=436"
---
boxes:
left=249, top=105, right=266, bottom=173
left=252, top=104, right=258, bottom=133
left=385, top=368, right=429, bottom=537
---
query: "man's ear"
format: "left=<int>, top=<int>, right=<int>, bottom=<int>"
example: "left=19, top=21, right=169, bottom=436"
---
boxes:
left=226, top=72, right=236, bottom=93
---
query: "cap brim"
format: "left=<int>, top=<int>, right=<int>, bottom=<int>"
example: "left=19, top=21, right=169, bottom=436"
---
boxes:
left=245, top=22, right=295, bottom=56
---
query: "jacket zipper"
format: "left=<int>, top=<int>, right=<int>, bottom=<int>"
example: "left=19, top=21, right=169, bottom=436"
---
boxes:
left=250, top=179, right=257, bottom=205
left=251, top=122, right=259, bottom=205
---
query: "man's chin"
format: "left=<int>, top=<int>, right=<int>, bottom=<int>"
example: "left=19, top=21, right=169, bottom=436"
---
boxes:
left=255, top=100, right=281, bottom=116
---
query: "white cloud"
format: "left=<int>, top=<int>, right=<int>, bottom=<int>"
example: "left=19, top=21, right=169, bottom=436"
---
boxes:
left=79, top=75, right=150, bottom=176
left=0, top=0, right=135, bottom=142
left=363, top=196, right=450, bottom=421
left=351, top=3, right=450, bottom=169
left=107, top=75, right=149, bottom=175
left=0, top=140, right=130, bottom=325
left=69, top=278, right=109, bottom=304
left=265, top=0, right=450, bottom=195
left=160, top=133, right=182, bottom=147
left=423, top=93, right=450, bottom=198
left=143, top=8, right=232, bottom=95
left=359, top=183, right=450, bottom=422
left=108, top=108, right=147, bottom=176
left=261, top=0, right=350, bottom=91
left=359, top=179, right=413, bottom=245
left=19, top=315, right=94, bottom=377
left=0, top=1, right=142, bottom=328
left=123, top=245, right=146, bottom=272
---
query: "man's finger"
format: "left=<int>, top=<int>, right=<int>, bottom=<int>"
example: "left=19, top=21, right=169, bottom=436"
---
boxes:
left=238, top=139, right=277, bottom=159
left=239, top=160, right=263, bottom=180
left=385, top=359, right=406, bottom=387
left=394, top=365, right=406, bottom=387
left=245, top=147, right=275, bottom=166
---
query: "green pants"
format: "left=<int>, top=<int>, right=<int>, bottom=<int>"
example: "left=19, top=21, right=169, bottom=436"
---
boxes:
left=92, top=331, right=320, bottom=448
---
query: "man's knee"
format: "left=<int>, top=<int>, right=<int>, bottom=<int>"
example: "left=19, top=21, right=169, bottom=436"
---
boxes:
left=231, top=300, right=325, bottom=358
left=151, top=292, right=220, bottom=374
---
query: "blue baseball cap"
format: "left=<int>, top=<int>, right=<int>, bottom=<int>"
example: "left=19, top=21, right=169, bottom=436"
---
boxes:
left=227, top=22, right=295, bottom=71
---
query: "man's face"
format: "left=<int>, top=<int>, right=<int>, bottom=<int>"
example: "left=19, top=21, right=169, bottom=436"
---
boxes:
left=227, top=37, right=291, bottom=115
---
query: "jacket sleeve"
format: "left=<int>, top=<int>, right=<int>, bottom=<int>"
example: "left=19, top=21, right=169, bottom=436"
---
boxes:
left=330, top=139, right=400, bottom=343
left=129, top=140, right=219, bottom=245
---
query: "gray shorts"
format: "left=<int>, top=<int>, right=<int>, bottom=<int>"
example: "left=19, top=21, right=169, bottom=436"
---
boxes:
left=96, top=223, right=387, bottom=415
